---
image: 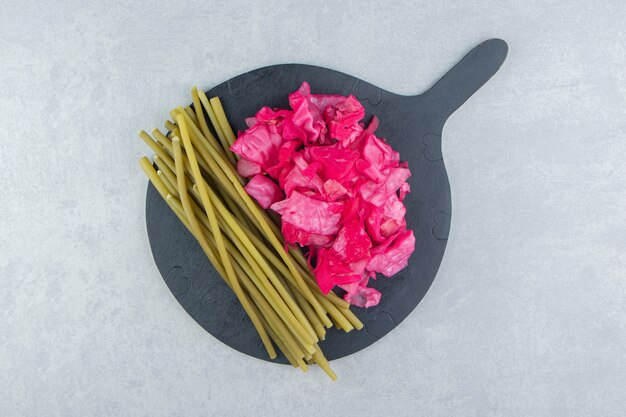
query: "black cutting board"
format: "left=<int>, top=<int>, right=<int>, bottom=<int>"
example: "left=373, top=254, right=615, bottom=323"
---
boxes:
left=145, top=39, right=508, bottom=363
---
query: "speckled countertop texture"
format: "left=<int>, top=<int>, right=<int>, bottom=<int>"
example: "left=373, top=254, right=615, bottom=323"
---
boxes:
left=1, top=1, right=625, bottom=416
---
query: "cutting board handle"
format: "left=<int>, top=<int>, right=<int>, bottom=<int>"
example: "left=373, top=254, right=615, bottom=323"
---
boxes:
left=423, top=38, right=508, bottom=122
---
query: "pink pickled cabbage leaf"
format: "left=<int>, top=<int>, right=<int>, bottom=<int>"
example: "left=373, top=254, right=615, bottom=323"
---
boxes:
left=237, top=158, right=262, bottom=177
left=230, top=123, right=284, bottom=172
left=244, top=174, right=284, bottom=209
left=365, top=194, right=407, bottom=244
left=308, top=143, right=359, bottom=182
left=366, top=229, right=416, bottom=277
left=331, top=219, right=371, bottom=263
left=314, top=248, right=362, bottom=294
left=322, top=179, right=349, bottom=201
left=271, top=191, right=344, bottom=237
left=281, top=222, right=333, bottom=248
left=340, top=282, right=381, bottom=308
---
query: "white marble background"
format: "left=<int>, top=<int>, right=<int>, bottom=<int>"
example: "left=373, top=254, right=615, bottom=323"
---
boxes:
left=1, top=1, right=625, bottom=416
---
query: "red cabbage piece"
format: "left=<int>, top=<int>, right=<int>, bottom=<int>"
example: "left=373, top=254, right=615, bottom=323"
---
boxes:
left=280, top=153, right=324, bottom=197
left=331, top=219, right=371, bottom=263
left=314, top=248, right=362, bottom=294
left=255, top=107, right=292, bottom=128
left=359, top=166, right=411, bottom=207
left=281, top=222, right=333, bottom=248
left=322, top=95, right=364, bottom=146
left=230, top=122, right=284, bottom=172
left=308, top=144, right=359, bottom=182
left=365, top=194, right=407, bottom=244
left=322, top=179, right=349, bottom=201
left=244, top=174, right=284, bottom=209
left=361, top=134, right=400, bottom=170
left=340, top=282, right=381, bottom=308
left=271, top=191, right=344, bottom=241
left=367, top=229, right=416, bottom=277
left=399, top=182, right=411, bottom=201
left=237, top=158, right=262, bottom=177
left=282, top=82, right=328, bottom=145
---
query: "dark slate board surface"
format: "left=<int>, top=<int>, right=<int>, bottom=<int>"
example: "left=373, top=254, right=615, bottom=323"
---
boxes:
left=145, top=39, right=508, bottom=363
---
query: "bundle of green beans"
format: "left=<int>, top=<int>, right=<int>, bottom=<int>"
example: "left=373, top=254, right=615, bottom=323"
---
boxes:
left=139, top=87, right=363, bottom=379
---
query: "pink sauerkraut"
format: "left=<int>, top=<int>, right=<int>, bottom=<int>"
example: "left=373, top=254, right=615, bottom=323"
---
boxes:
left=231, top=82, right=415, bottom=307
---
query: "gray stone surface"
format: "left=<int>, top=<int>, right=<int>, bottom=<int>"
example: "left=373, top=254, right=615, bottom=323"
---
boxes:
left=1, top=1, right=624, bottom=416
